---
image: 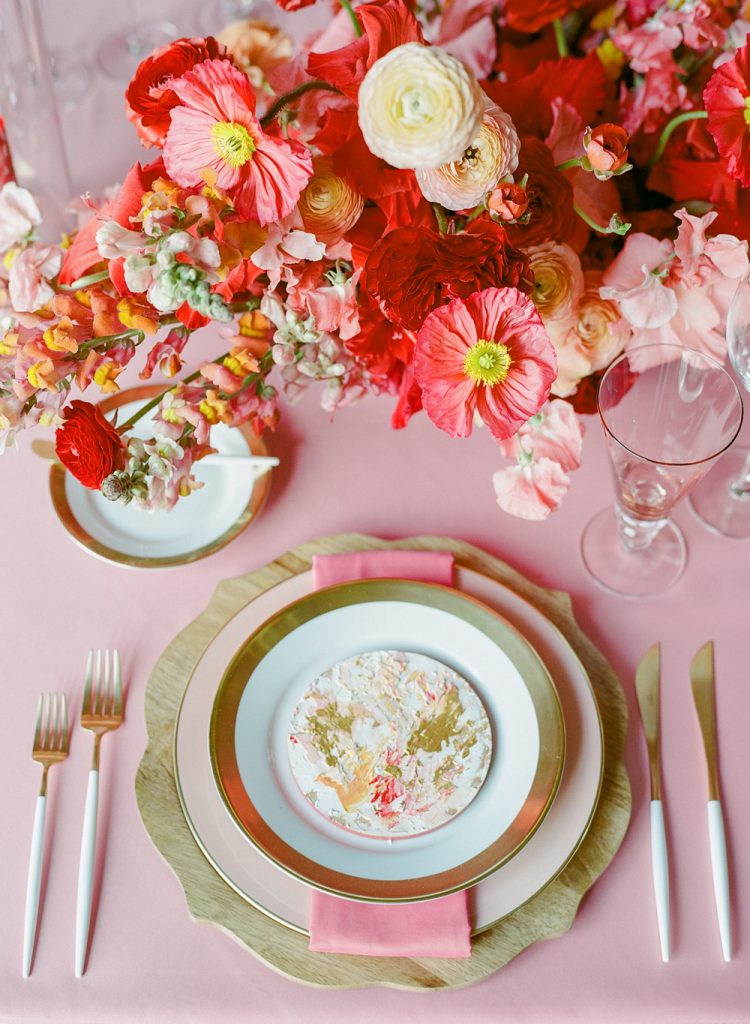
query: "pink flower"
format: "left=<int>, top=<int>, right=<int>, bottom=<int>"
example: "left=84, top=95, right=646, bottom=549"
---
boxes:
left=493, top=458, right=570, bottom=521
left=8, top=244, right=62, bottom=313
left=413, top=287, right=557, bottom=441
left=0, top=183, right=42, bottom=252
left=306, top=272, right=361, bottom=341
left=673, top=209, right=749, bottom=284
left=600, top=234, right=677, bottom=328
left=163, top=59, right=312, bottom=226
left=497, top=399, right=583, bottom=469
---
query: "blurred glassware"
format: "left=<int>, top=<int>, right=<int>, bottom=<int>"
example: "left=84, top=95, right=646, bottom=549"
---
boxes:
left=581, top=344, right=743, bottom=598
left=0, top=0, right=74, bottom=240
left=49, top=50, right=92, bottom=112
left=96, top=0, right=178, bottom=82
left=195, top=0, right=277, bottom=37
left=690, top=274, right=750, bottom=537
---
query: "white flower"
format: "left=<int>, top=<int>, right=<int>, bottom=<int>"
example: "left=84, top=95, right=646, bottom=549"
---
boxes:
left=123, top=254, right=154, bottom=294
left=147, top=273, right=182, bottom=313
left=95, top=220, right=147, bottom=259
left=164, top=230, right=194, bottom=254
left=192, top=237, right=221, bottom=269
left=358, top=43, right=485, bottom=170
left=0, top=183, right=42, bottom=252
left=416, top=101, right=520, bottom=210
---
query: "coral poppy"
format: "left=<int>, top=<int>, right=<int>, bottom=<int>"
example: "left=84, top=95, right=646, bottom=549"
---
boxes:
left=704, top=42, right=750, bottom=187
left=413, top=287, right=557, bottom=440
left=163, top=59, right=312, bottom=226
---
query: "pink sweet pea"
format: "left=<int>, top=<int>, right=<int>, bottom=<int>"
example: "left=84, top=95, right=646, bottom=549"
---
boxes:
left=8, top=244, right=62, bottom=313
left=163, top=59, right=313, bottom=226
left=305, top=272, right=361, bottom=341
left=493, top=458, right=570, bottom=521
left=600, top=234, right=677, bottom=328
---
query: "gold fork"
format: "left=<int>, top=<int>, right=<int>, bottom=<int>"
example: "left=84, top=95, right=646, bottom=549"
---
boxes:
left=23, top=693, right=70, bottom=978
left=75, top=650, right=123, bottom=978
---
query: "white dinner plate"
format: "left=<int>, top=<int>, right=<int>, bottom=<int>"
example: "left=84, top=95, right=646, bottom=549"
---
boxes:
left=49, top=386, right=272, bottom=568
left=209, top=579, right=565, bottom=901
left=174, top=566, right=604, bottom=932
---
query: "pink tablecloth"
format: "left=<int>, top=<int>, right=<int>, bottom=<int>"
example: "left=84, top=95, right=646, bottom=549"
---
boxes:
left=1, top=4, right=749, bottom=1022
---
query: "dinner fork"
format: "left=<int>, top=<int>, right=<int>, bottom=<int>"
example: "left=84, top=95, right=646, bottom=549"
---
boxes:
left=75, top=649, right=123, bottom=978
left=23, top=693, right=70, bottom=978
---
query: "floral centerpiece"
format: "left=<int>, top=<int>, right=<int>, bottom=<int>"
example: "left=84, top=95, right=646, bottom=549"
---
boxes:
left=1, top=0, right=749, bottom=519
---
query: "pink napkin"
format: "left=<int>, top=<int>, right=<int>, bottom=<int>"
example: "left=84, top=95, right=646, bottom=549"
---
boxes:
left=308, top=549, right=471, bottom=958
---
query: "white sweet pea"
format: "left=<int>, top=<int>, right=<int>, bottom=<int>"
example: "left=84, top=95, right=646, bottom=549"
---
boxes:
left=358, top=43, right=485, bottom=170
left=0, top=183, right=42, bottom=252
left=123, top=253, right=154, bottom=294
left=95, top=220, right=147, bottom=259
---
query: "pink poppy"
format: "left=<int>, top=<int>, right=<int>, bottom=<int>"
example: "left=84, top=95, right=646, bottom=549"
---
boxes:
left=413, top=287, right=557, bottom=441
left=163, top=59, right=312, bottom=226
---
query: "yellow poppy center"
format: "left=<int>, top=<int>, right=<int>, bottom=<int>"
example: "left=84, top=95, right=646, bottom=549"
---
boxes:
left=463, top=339, right=512, bottom=386
left=211, top=121, right=256, bottom=168
left=744, top=97, right=750, bottom=129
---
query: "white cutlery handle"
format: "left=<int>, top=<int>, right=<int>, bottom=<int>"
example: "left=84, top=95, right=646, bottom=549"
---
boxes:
left=75, top=769, right=99, bottom=978
left=649, top=800, right=670, bottom=963
left=22, top=795, right=47, bottom=978
left=707, top=800, right=732, bottom=962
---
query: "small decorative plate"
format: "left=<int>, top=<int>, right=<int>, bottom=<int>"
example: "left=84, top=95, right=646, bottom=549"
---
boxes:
left=210, top=578, right=565, bottom=903
left=49, top=385, right=272, bottom=569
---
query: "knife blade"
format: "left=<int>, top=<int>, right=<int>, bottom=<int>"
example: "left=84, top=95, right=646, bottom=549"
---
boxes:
left=690, top=641, right=732, bottom=963
left=635, top=643, right=670, bottom=963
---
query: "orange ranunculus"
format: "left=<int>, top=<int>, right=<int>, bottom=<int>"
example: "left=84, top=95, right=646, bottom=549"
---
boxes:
left=585, top=124, right=629, bottom=175
left=125, top=37, right=232, bottom=149
left=488, top=183, right=529, bottom=222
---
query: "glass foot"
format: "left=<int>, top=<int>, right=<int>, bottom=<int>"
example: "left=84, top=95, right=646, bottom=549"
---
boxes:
left=581, top=506, right=687, bottom=598
left=689, top=446, right=750, bottom=538
left=97, top=22, right=178, bottom=81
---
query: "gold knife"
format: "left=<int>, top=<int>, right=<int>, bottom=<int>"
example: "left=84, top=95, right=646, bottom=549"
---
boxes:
left=635, top=643, right=670, bottom=962
left=690, top=641, right=732, bottom=962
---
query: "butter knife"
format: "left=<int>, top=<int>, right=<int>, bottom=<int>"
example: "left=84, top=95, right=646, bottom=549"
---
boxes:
left=635, top=643, right=670, bottom=962
left=690, top=641, right=732, bottom=962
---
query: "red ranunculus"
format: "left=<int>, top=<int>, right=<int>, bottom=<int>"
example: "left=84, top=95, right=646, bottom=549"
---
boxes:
left=503, top=0, right=591, bottom=33
left=704, top=42, right=750, bottom=187
left=125, top=36, right=231, bottom=149
left=307, top=0, right=423, bottom=101
left=506, top=137, right=578, bottom=248
left=366, top=220, right=530, bottom=331
left=55, top=400, right=125, bottom=489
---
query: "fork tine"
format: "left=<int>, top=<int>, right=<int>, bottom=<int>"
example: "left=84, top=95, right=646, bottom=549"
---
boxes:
left=32, top=694, right=44, bottom=751
left=113, top=650, right=122, bottom=717
left=50, top=693, right=58, bottom=750
left=82, top=650, right=94, bottom=717
left=60, top=694, right=69, bottom=752
left=105, top=649, right=112, bottom=715
left=96, top=649, right=103, bottom=716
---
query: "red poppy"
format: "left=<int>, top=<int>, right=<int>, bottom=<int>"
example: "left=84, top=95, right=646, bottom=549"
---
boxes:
left=55, top=400, right=125, bottom=489
left=704, top=43, right=750, bottom=187
left=365, top=220, right=530, bottom=331
left=125, top=36, right=231, bottom=149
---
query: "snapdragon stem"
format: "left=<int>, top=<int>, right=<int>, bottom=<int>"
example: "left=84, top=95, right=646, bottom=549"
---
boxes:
left=260, top=81, right=341, bottom=128
left=553, top=19, right=569, bottom=58
left=340, top=0, right=364, bottom=37
left=58, top=269, right=112, bottom=292
left=648, top=110, right=708, bottom=168
left=116, top=354, right=230, bottom=433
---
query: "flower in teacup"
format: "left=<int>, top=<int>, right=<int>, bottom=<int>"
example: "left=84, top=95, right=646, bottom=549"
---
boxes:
left=415, top=101, right=520, bottom=211
left=0, top=183, right=42, bottom=252
left=357, top=43, right=485, bottom=170
left=413, top=286, right=557, bottom=441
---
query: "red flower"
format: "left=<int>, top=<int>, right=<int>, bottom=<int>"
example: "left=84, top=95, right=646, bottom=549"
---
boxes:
left=307, top=0, right=423, bottom=101
left=365, top=221, right=530, bottom=331
left=414, top=287, right=557, bottom=440
left=504, top=0, right=591, bottom=33
left=506, top=137, right=577, bottom=248
left=704, top=43, right=750, bottom=187
left=55, top=400, right=125, bottom=489
left=125, top=36, right=231, bottom=149
left=275, top=0, right=316, bottom=9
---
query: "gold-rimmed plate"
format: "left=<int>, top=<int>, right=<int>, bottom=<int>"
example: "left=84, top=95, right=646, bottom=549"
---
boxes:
left=210, top=579, right=565, bottom=903
left=49, top=385, right=272, bottom=569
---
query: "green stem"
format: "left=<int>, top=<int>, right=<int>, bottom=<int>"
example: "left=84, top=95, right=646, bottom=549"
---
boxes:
left=58, top=269, right=112, bottom=292
left=573, top=204, right=630, bottom=236
left=553, top=18, right=569, bottom=59
left=432, top=203, right=449, bottom=235
left=116, top=354, right=230, bottom=433
left=556, top=157, right=581, bottom=172
left=260, top=81, right=342, bottom=128
left=77, top=327, right=142, bottom=356
left=648, top=110, right=708, bottom=168
left=339, top=0, right=363, bottom=37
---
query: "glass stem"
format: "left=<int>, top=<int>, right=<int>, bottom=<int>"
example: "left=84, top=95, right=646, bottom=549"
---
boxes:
left=729, top=450, right=750, bottom=500
left=615, top=505, right=668, bottom=553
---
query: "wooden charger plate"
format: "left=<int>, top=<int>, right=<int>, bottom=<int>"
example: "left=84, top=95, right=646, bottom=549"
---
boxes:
left=136, top=534, right=631, bottom=990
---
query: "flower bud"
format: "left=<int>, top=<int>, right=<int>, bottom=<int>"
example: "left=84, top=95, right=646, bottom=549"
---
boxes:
left=488, top=183, right=529, bottom=222
left=584, top=124, right=629, bottom=176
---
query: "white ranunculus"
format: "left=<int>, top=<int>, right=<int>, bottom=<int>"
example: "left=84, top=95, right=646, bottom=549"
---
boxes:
left=415, top=100, right=520, bottom=210
left=357, top=43, right=485, bottom=170
left=0, top=183, right=42, bottom=252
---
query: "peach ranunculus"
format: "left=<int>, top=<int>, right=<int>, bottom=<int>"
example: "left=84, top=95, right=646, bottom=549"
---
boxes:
left=217, top=19, right=294, bottom=89
left=297, top=159, right=364, bottom=245
left=570, top=270, right=630, bottom=373
left=583, top=123, right=630, bottom=180
left=528, top=242, right=584, bottom=324
left=358, top=43, right=485, bottom=170
left=415, top=100, right=520, bottom=211
left=488, top=183, right=528, bottom=222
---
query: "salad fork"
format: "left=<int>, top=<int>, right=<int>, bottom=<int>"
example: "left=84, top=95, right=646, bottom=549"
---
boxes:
left=23, top=693, right=69, bottom=978
left=75, top=649, right=123, bottom=978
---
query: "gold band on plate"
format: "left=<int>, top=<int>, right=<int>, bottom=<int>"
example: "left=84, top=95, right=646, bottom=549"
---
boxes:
left=48, top=385, right=272, bottom=569
left=209, top=578, right=566, bottom=903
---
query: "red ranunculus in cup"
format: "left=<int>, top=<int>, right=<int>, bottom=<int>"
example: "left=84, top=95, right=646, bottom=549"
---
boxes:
left=55, top=400, right=125, bottom=489
left=125, top=36, right=231, bottom=149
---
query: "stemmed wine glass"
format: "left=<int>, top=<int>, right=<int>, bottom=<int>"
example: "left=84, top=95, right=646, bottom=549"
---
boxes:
left=690, top=273, right=750, bottom=537
left=581, top=343, right=743, bottom=598
left=96, top=2, right=178, bottom=82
